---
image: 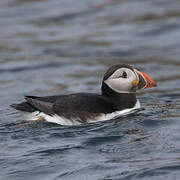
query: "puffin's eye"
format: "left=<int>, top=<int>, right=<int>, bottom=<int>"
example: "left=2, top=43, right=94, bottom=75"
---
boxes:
left=122, top=71, right=127, bottom=78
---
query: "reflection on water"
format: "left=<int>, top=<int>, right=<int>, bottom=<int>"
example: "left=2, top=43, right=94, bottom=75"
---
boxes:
left=1, top=0, right=180, bottom=179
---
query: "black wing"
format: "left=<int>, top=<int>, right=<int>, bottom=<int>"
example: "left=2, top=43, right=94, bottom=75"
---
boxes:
left=53, top=93, right=116, bottom=114
left=53, top=93, right=117, bottom=122
left=25, top=97, right=54, bottom=115
left=11, top=93, right=117, bottom=122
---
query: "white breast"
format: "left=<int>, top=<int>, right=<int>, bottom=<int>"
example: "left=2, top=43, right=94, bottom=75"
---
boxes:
left=92, top=99, right=140, bottom=123
left=21, top=100, right=141, bottom=126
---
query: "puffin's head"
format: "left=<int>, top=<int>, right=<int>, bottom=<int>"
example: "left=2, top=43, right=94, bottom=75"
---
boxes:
left=102, top=64, right=156, bottom=95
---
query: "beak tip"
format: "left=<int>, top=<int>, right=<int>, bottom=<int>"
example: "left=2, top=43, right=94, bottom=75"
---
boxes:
left=146, top=80, right=157, bottom=89
left=150, top=81, right=157, bottom=88
left=135, top=69, right=157, bottom=89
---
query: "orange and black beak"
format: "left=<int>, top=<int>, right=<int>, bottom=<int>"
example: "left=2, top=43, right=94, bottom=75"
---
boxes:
left=134, top=69, right=157, bottom=90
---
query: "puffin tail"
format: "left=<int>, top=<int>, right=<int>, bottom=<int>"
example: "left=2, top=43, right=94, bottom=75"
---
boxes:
left=10, top=102, right=36, bottom=112
left=10, top=103, right=19, bottom=109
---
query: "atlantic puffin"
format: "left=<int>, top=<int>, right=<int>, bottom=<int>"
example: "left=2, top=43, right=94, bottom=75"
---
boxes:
left=10, top=64, right=156, bottom=125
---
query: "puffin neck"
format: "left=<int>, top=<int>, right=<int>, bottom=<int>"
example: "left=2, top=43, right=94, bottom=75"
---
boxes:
left=101, top=82, right=137, bottom=110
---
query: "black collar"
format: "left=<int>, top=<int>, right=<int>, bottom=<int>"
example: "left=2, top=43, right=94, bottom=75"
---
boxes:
left=101, top=82, right=137, bottom=110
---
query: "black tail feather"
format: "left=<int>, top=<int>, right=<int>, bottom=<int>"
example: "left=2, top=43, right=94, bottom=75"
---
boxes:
left=10, top=102, right=36, bottom=112
left=25, top=96, right=40, bottom=99
left=10, top=104, right=18, bottom=109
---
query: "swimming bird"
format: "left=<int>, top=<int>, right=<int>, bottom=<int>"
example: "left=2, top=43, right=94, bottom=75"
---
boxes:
left=10, top=64, right=156, bottom=125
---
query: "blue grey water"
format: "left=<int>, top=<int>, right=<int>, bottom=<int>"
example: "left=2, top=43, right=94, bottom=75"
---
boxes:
left=1, top=0, right=180, bottom=179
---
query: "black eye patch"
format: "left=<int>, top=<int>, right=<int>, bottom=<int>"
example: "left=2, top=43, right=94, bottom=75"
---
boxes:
left=122, top=71, right=127, bottom=78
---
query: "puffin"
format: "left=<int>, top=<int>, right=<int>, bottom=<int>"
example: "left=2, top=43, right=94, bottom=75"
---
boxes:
left=10, top=64, right=156, bottom=125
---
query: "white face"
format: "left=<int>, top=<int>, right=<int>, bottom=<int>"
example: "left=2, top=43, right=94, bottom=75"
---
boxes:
left=104, top=68, right=138, bottom=93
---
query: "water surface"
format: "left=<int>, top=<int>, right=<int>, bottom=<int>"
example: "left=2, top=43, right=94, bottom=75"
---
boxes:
left=1, top=0, right=180, bottom=179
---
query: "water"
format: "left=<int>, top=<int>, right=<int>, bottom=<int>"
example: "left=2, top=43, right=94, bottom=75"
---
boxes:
left=1, top=0, right=180, bottom=179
